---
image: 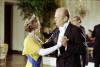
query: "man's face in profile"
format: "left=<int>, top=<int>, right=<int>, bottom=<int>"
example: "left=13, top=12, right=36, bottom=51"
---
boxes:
left=54, top=10, right=65, bottom=27
left=71, top=17, right=81, bottom=27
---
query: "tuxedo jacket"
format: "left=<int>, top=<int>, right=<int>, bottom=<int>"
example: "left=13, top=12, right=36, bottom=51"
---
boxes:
left=92, top=24, right=100, bottom=60
left=80, top=25, right=88, bottom=67
left=43, top=23, right=86, bottom=67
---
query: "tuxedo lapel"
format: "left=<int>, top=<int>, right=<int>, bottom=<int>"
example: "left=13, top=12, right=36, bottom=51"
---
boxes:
left=64, top=23, right=72, bottom=38
left=59, top=23, right=72, bottom=55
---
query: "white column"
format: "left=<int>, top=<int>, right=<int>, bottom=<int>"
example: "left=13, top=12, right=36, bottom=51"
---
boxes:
left=12, top=5, right=25, bottom=51
left=0, top=0, right=4, bottom=43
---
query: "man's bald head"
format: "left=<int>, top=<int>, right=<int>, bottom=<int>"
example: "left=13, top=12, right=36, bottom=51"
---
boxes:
left=55, top=8, right=70, bottom=19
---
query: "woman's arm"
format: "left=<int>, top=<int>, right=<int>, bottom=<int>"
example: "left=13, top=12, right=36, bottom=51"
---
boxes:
left=38, top=44, right=61, bottom=56
left=38, top=36, right=68, bottom=56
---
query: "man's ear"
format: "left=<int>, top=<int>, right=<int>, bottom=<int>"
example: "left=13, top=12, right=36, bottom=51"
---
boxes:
left=64, top=16, right=68, bottom=22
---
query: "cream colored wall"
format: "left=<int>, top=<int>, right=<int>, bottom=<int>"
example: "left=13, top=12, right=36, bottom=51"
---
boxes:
left=0, top=0, right=24, bottom=51
left=12, top=5, right=25, bottom=51
left=64, top=0, right=100, bottom=33
left=0, top=0, right=4, bottom=43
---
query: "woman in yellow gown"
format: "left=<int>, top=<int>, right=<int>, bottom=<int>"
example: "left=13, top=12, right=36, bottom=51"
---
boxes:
left=22, top=14, right=64, bottom=67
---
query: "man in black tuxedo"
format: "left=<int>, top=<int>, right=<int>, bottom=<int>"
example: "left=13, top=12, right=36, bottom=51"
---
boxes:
left=43, top=7, right=86, bottom=67
left=92, top=24, right=100, bottom=67
left=71, top=16, right=88, bottom=67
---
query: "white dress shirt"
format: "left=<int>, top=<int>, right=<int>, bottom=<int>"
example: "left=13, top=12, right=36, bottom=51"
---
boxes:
left=57, top=21, right=70, bottom=56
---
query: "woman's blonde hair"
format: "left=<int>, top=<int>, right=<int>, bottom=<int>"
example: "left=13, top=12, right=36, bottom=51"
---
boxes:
left=24, top=14, right=37, bottom=32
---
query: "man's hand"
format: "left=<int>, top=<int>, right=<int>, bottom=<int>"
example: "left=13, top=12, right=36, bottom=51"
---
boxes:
left=61, top=36, right=69, bottom=48
left=57, top=36, right=69, bottom=47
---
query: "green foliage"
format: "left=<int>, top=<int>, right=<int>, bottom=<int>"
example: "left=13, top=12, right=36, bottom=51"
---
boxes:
left=17, top=0, right=58, bottom=21
left=17, top=0, right=59, bottom=40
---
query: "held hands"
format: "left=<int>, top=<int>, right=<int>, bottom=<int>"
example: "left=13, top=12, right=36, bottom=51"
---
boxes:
left=61, top=36, right=69, bottom=48
left=57, top=36, right=69, bottom=47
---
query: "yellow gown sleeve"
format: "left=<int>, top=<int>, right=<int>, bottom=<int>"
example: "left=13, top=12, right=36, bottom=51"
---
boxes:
left=23, top=37, right=41, bottom=55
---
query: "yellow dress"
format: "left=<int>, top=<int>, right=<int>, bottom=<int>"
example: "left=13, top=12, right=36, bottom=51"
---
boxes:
left=22, top=35, right=43, bottom=67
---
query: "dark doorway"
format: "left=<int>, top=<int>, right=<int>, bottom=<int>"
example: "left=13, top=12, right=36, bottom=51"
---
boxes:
left=4, top=3, right=13, bottom=52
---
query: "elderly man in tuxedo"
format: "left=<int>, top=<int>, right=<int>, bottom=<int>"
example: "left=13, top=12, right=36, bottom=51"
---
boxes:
left=43, top=7, right=86, bottom=67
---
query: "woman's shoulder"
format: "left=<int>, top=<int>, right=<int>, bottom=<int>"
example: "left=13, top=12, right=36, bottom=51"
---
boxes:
left=24, top=35, right=35, bottom=44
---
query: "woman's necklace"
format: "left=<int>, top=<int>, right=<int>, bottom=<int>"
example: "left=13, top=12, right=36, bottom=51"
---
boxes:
left=34, top=35, right=43, bottom=44
left=29, top=32, right=43, bottom=44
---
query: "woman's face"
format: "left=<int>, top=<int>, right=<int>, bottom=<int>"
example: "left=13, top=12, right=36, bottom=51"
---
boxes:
left=31, top=18, right=38, bottom=29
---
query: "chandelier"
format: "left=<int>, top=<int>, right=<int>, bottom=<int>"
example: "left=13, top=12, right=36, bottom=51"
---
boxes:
left=77, top=0, right=87, bottom=18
